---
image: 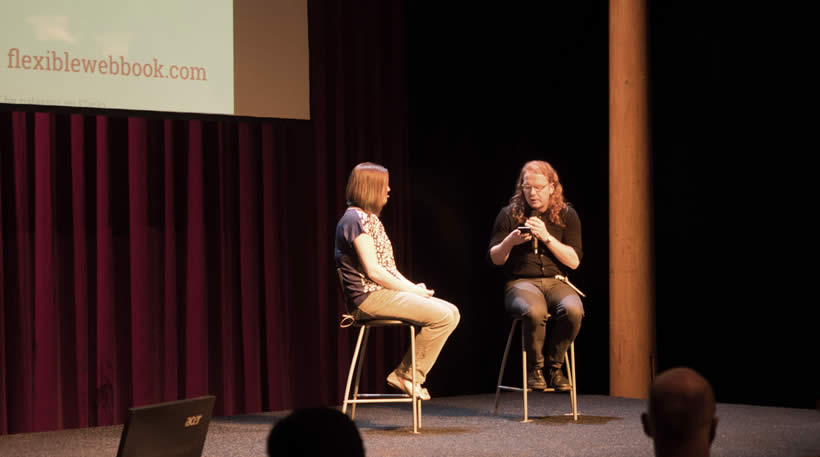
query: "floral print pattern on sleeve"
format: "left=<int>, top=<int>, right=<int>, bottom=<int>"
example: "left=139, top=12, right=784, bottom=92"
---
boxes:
left=355, top=209, right=399, bottom=293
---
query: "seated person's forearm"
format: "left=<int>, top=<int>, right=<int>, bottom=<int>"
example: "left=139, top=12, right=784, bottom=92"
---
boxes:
left=489, top=245, right=508, bottom=265
left=549, top=241, right=580, bottom=270
left=365, top=264, right=417, bottom=293
left=394, top=270, right=418, bottom=289
left=489, top=239, right=513, bottom=265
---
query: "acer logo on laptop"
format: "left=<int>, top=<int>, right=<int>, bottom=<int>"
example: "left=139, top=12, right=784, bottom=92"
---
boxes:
left=185, top=415, right=204, bottom=427
left=116, top=395, right=216, bottom=457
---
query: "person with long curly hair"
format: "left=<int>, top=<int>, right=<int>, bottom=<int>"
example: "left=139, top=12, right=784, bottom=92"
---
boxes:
left=488, top=160, right=584, bottom=391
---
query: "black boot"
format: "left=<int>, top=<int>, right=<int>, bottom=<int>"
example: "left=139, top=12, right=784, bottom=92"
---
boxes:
left=527, top=367, right=547, bottom=390
left=547, top=367, right=571, bottom=392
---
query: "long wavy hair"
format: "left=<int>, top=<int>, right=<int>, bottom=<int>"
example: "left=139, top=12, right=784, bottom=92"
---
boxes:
left=346, top=162, right=389, bottom=215
left=509, top=160, right=567, bottom=226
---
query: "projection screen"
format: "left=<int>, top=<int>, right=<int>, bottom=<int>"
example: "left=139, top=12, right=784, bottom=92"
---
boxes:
left=0, top=0, right=309, bottom=119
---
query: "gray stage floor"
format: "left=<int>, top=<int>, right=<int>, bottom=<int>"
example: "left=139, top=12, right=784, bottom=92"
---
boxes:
left=1, top=393, right=818, bottom=457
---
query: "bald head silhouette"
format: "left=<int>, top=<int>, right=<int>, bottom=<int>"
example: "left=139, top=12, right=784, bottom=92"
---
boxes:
left=642, top=367, right=718, bottom=457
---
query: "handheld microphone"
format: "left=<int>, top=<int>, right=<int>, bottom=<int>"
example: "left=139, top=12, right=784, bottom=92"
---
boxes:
left=530, top=210, right=538, bottom=254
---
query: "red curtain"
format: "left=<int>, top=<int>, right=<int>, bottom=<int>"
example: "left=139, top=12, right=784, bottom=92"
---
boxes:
left=0, top=0, right=410, bottom=434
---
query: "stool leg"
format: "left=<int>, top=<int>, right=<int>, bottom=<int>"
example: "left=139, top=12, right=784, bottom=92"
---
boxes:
left=417, top=333, right=422, bottom=428
left=493, top=320, right=517, bottom=416
left=410, top=325, right=419, bottom=434
left=563, top=350, right=573, bottom=419
left=569, top=342, right=578, bottom=420
left=343, top=326, right=367, bottom=416
left=350, top=327, right=371, bottom=419
left=521, top=320, right=531, bottom=423
left=418, top=396, right=422, bottom=429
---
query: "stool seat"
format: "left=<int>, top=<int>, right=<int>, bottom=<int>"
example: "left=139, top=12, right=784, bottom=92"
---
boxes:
left=351, top=319, right=408, bottom=327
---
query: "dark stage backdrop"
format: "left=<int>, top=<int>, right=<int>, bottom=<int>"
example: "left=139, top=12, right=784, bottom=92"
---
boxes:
left=403, top=2, right=611, bottom=399
left=647, top=3, right=816, bottom=410
left=404, top=2, right=817, bottom=411
left=0, top=0, right=412, bottom=435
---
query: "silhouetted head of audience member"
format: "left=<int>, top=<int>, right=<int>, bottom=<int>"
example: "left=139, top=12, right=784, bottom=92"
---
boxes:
left=642, top=367, right=718, bottom=457
left=267, top=407, right=364, bottom=457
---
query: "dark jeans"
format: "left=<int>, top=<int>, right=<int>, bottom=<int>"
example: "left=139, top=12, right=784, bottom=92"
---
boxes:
left=504, top=277, right=584, bottom=371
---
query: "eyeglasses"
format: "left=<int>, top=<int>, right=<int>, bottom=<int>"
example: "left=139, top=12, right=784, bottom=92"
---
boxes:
left=522, top=184, right=549, bottom=193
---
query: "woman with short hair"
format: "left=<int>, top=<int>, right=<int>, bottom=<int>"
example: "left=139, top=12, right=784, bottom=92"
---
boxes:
left=335, top=162, right=460, bottom=399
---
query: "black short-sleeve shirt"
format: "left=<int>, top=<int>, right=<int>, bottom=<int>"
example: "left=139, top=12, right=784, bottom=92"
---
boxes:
left=488, top=204, right=583, bottom=279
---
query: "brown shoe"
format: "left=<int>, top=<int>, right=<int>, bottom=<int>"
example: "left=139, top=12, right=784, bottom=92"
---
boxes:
left=527, top=368, right=547, bottom=390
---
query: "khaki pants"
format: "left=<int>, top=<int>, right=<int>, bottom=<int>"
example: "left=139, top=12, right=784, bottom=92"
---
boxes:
left=355, top=289, right=460, bottom=384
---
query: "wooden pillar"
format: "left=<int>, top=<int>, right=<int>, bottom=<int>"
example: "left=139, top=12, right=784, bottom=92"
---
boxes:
left=609, top=0, right=655, bottom=399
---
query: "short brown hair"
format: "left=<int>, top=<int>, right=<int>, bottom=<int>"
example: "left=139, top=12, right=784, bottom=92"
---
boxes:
left=345, top=162, right=389, bottom=215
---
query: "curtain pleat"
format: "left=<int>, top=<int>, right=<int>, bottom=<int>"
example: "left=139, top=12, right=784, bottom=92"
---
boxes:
left=261, top=124, right=290, bottom=409
left=33, top=113, right=59, bottom=430
left=69, top=114, right=90, bottom=428
left=0, top=114, right=6, bottom=435
left=9, top=113, right=35, bottom=433
left=184, top=120, right=208, bottom=399
left=237, top=124, right=263, bottom=413
left=128, top=117, right=152, bottom=408
left=94, top=115, right=121, bottom=427
left=162, top=120, right=179, bottom=402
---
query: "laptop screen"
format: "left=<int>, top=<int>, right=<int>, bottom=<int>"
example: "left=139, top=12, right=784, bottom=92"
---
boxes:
left=116, top=395, right=216, bottom=457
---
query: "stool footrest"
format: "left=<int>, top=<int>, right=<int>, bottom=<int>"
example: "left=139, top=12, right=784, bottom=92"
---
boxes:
left=498, top=385, right=528, bottom=393
left=346, top=398, right=416, bottom=404
left=354, top=393, right=411, bottom=398
left=499, top=385, right=566, bottom=393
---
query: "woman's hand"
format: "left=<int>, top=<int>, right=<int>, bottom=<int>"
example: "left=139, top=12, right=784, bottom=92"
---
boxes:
left=525, top=216, right=580, bottom=269
left=490, top=227, right=532, bottom=265
left=414, top=283, right=435, bottom=298
left=507, top=228, right=532, bottom=246
left=525, top=217, right=551, bottom=244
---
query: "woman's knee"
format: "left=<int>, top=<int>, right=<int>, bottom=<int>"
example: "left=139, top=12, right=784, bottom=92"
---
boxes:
left=423, top=299, right=459, bottom=330
left=439, top=302, right=460, bottom=329
left=450, top=306, right=461, bottom=327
